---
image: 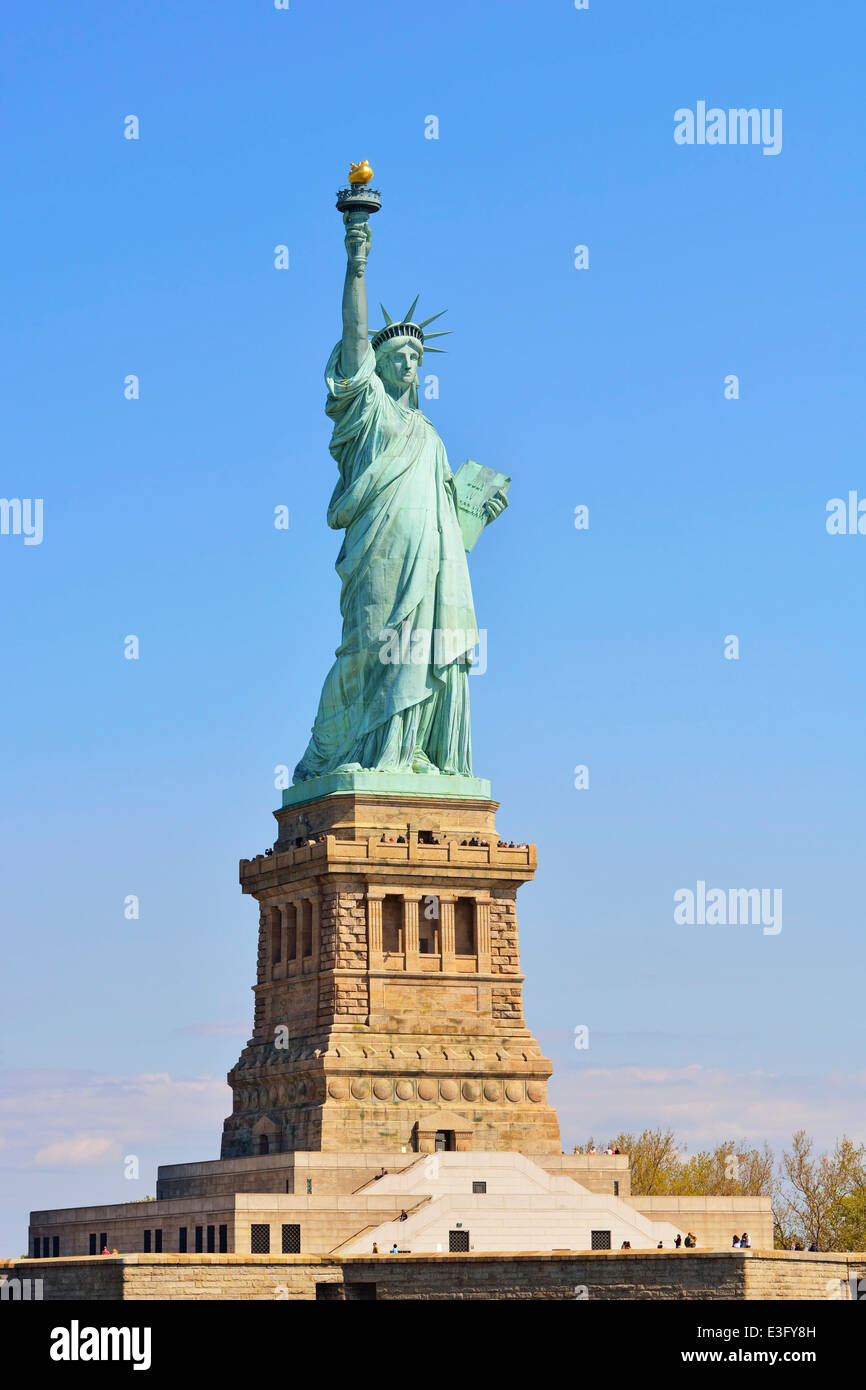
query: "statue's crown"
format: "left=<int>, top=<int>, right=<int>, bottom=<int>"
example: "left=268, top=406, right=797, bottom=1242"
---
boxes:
left=370, top=297, right=450, bottom=354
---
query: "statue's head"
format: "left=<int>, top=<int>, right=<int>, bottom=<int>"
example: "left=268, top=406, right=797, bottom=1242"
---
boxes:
left=375, top=336, right=422, bottom=405
left=370, top=299, right=450, bottom=408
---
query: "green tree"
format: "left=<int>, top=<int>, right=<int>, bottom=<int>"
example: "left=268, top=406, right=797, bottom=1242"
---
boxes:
left=832, top=1188, right=866, bottom=1251
left=608, top=1129, right=682, bottom=1194
left=775, top=1131, right=866, bottom=1251
left=575, top=1126, right=866, bottom=1250
left=671, top=1141, right=774, bottom=1197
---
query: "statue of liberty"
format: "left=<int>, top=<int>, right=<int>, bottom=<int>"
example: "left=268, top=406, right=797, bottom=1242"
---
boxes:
left=293, top=169, right=509, bottom=788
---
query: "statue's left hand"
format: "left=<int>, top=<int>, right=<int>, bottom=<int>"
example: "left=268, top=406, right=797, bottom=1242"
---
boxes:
left=483, top=489, right=509, bottom=524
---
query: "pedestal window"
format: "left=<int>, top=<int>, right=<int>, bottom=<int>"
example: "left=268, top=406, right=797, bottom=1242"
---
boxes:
left=454, top=898, right=475, bottom=955
left=382, top=895, right=403, bottom=953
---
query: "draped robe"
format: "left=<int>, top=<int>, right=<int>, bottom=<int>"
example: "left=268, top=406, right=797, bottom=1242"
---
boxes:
left=293, top=342, right=478, bottom=782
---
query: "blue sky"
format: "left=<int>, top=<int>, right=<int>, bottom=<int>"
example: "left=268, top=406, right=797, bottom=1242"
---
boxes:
left=1, top=0, right=865, bottom=1254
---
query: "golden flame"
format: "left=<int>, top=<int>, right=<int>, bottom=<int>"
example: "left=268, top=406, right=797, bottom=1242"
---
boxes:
left=348, top=160, right=374, bottom=186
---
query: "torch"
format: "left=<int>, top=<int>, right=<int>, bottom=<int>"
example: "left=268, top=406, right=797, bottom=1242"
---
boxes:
left=335, top=161, right=381, bottom=274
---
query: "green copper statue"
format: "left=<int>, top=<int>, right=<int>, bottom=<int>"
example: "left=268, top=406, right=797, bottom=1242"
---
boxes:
left=292, top=164, right=509, bottom=792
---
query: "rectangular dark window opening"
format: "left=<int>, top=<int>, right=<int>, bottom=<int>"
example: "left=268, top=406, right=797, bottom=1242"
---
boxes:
left=143, top=1229, right=151, bottom=1253
left=472, top=1181, right=486, bottom=1194
left=449, top=1229, right=470, bottom=1252
left=455, top=898, right=476, bottom=955
left=282, top=1223, right=301, bottom=1253
left=218, top=1224, right=228, bottom=1253
left=178, top=1227, right=188, bottom=1253
left=154, top=1229, right=162, bottom=1253
left=206, top=1224, right=215, bottom=1253
left=591, top=1229, right=612, bottom=1250
left=195, top=1226, right=203, bottom=1253
left=53, top=1236, right=60, bottom=1258
left=418, top=906, right=439, bottom=956
left=89, top=1234, right=97, bottom=1256
left=381, top=894, right=403, bottom=953
left=251, top=1223, right=271, bottom=1254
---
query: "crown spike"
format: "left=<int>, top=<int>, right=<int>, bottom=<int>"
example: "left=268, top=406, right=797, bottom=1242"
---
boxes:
left=369, top=301, right=451, bottom=356
left=423, top=346, right=447, bottom=353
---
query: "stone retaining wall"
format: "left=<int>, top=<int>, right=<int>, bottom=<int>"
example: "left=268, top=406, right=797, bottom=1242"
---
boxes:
left=4, top=1250, right=864, bottom=1301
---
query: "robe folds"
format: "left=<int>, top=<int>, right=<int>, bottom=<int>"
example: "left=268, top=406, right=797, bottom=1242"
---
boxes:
left=293, top=342, right=478, bottom=781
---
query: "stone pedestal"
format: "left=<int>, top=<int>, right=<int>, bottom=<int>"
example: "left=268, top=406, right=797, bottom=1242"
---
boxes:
left=221, top=791, right=561, bottom=1157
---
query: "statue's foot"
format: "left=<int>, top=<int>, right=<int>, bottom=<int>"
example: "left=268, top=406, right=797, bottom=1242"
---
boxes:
left=411, top=750, right=438, bottom=774
left=334, top=762, right=364, bottom=773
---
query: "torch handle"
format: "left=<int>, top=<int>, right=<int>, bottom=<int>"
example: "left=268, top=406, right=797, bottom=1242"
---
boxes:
left=343, top=208, right=371, bottom=278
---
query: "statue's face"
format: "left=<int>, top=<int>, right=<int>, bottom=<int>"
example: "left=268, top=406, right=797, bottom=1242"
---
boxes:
left=378, top=342, right=421, bottom=392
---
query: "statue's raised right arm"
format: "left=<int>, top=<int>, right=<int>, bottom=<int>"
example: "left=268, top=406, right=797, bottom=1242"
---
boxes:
left=340, top=212, right=371, bottom=377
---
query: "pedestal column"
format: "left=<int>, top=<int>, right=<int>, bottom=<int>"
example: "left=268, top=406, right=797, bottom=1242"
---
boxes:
left=439, top=894, right=456, bottom=973
left=404, top=895, right=420, bottom=972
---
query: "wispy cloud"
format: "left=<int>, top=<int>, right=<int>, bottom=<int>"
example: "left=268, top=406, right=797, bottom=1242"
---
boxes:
left=34, top=1135, right=118, bottom=1167
left=0, top=1068, right=227, bottom=1170
left=552, top=1063, right=866, bottom=1151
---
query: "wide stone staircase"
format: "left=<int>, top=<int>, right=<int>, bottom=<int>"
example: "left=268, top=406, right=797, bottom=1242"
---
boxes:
left=339, top=1151, right=682, bottom=1254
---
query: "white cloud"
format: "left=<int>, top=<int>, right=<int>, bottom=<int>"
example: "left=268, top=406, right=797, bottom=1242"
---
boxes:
left=0, top=1068, right=231, bottom=1255
left=34, top=1135, right=117, bottom=1167
left=0, top=1068, right=227, bottom=1170
left=551, top=1063, right=866, bottom=1151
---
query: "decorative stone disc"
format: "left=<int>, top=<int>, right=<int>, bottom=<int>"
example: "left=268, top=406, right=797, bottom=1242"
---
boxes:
left=505, top=1081, right=524, bottom=1103
left=327, top=1078, right=349, bottom=1100
left=483, top=1081, right=502, bottom=1102
left=439, top=1079, right=459, bottom=1101
left=396, top=1080, right=414, bottom=1100
left=462, top=1080, right=481, bottom=1101
left=350, top=1079, right=370, bottom=1100
left=372, top=1078, right=392, bottom=1101
left=417, top=1079, right=437, bottom=1101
